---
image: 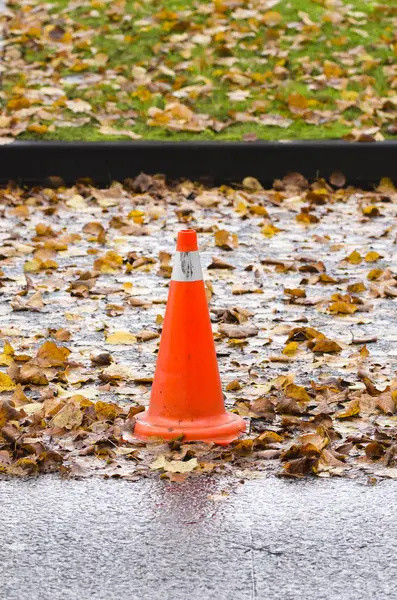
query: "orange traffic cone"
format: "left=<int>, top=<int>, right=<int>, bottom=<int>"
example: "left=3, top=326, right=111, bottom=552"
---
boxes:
left=133, top=229, right=246, bottom=445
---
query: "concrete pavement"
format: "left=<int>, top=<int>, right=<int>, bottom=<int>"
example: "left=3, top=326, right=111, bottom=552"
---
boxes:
left=0, top=476, right=396, bottom=600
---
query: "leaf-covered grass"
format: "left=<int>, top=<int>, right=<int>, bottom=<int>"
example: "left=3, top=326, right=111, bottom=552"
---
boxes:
left=1, top=0, right=397, bottom=141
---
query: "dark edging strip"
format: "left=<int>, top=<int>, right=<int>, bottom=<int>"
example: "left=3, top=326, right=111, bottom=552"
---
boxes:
left=0, top=140, right=396, bottom=186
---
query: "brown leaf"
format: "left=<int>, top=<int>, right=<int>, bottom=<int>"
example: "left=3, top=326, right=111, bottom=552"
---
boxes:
left=54, top=328, right=71, bottom=342
left=0, top=401, right=25, bottom=427
left=207, top=257, right=235, bottom=270
left=35, top=341, right=70, bottom=367
left=275, top=397, right=303, bottom=416
left=136, top=330, right=160, bottom=342
left=214, top=229, right=238, bottom=251
left=361, top=376, right=383, bottom=397
left=251, top=397, right=275, bottom=420
left=11, top=292, right=44, bottom=312
left=376, top=393, right=395, bottom=415
left=91, top=353, right=112, bottom=366
left=329, top=172, right=346, bottom=188
left=317, top=449, right=347, bottom=474
left=282, top=456, right=317, bottom=478
left=365, top=442, right=385, bottom=460
left=310, top=337, right=342, bottom=353
left=11, top=384, right=30, bottom=407
left=226, top=379, right=241, bottom=392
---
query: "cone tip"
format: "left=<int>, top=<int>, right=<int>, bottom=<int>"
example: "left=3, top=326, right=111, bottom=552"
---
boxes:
left=176, top=229, right=198, bottom=252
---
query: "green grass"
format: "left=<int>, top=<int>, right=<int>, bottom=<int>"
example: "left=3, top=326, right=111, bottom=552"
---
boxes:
left=3, top=0, right=396, bottom=141
left=27, top=120, right=351, bottom=142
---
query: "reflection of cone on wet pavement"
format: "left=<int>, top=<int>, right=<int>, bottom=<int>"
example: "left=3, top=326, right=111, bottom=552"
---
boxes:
left=133, top=229, right=246, bottom=445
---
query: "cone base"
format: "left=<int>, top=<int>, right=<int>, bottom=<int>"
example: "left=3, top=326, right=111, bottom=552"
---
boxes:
left=133, top=411, right=246, bottom=445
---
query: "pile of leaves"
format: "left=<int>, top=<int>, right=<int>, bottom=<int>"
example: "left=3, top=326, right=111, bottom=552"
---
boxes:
left=1, top=171, right=397, bottom=481
left=1, top=0, right=397, bottom=142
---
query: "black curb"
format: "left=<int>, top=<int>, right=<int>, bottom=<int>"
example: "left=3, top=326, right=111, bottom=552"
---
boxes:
left=1, top=140, right=396, bottom=186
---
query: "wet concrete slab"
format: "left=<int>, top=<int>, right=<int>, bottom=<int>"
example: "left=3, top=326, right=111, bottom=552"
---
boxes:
left=0, top=476, right=396, bottom=600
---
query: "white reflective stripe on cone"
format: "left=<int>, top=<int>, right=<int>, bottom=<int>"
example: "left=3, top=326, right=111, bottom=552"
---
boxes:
left=172, top=251, right=203, bottom=282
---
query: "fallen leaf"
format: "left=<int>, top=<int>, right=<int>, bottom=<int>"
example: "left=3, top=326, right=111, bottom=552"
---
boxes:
left=150, top=456, right=198, bottom=473
left=35, top=341, right=70, bottom=367
left=106, top=331, right=137, bottom=345
left=335, top=399, right=360, bottom=419
left=0, top=373, right=16, bottom=392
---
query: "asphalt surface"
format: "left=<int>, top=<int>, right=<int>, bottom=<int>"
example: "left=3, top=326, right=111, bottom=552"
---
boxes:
left=0, top=475, right=396, bottom=600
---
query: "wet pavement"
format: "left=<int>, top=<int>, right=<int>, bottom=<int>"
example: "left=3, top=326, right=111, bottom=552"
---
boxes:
left=0, top=476, right=396, bottom=600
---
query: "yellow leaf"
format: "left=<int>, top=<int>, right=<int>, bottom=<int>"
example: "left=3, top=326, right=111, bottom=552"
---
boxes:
left=262, top=10, right=282, bottom=25
left=261, top=223, right=281, bottom=237
left=7, top=97, right=30, bottom=111
left=23, top=258, right=42, bottom=273
left=367, top=268, right=383, bottom=280
left=0, top=341, right=15, bottom=366
left=335, top=399, right=360, bottom=419
left=0, top=373, right=16, bottom=392
left=347, top=250, right=362, bottom=264
left=123, top=282, right=134, bottom=294
left=360, top=345, right=370, bottom=359
left=324, top=60, right=342, bottom=78
left=27, top=124, right=48, bottom=135
left=11, top=384, right=30, bottom=407
left=35, top=341, right=70, bottom=367
left=214, top=229, right=238, bottom=250
left=347, top=282, right=366, bottom=293
left=329, top=301, right=358, bottom=314
left=284, top=288, right=306, bottom=299
left=283, top=341, right=299, bottom=356
left=249, top=205, right=269, bottom=217
left=296, top=212, right=319, bottom=224
left=254, top=431, right=283, bottom=448
left=94, top=251, right=123, bottom=274
left=310, top=338, right=341, bottom=353
left=95, top=401, right=123, bottom=421
left=226, top=379, right=241, bottom=391
left=288, top=93, right=309, bottom=115
left=362, top=205, right=380, bottom=217
left=106, top=330, right=137, bottom=345
left=232, top=439, right=254, bottom=456
left=285, top=383, right=310, bottom=402
left=365, top=251, right=380, bottom=263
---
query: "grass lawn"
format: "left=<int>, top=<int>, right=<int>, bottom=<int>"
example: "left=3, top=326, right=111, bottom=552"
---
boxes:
left=1, top=0, right=396, bottom=141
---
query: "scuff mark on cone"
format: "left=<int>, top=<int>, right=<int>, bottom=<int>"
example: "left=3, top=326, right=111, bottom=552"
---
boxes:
left=172, top=251, right=203, bottom=282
